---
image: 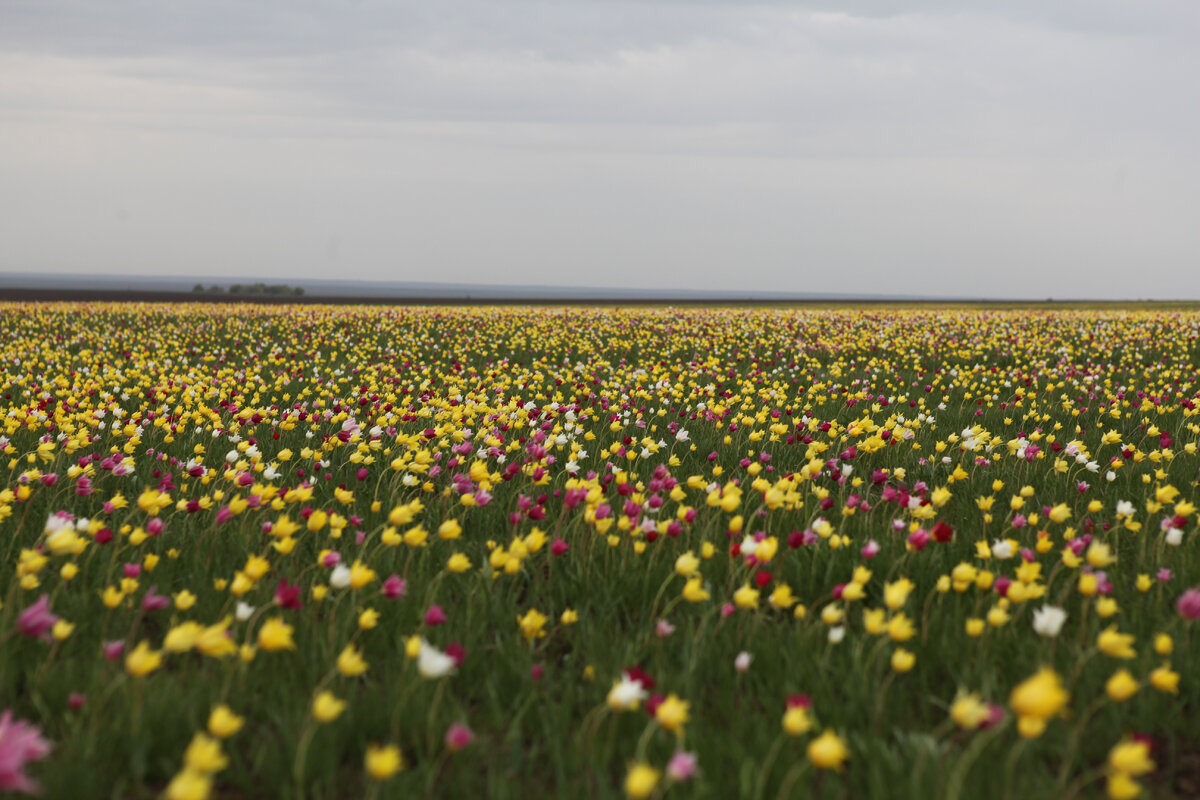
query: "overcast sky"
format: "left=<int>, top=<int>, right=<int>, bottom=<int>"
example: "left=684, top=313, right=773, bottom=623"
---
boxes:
left=2, top=1, right=1199, bottom=298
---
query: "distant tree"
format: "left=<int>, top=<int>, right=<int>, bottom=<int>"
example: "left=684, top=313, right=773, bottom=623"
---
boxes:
left=203, top=282, right=306, bottom=297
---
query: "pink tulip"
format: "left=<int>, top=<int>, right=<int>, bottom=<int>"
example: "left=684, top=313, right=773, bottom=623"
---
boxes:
left=1177, top=588, right=1200, bottom=620
left=667, top=750, right=698, bottom=782
left=141, top=587, right=170, bottom=612
left=444, top=723, right=475, bottom=752
left=16, top=596, right=58, bottom=640
left=0, top=709, right=52, bottom=793
left=382, top=574, right=406, bottom=599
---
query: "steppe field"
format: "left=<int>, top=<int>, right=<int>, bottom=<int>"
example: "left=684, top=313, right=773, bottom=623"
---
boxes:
left=3, top=302, right=1200, bottom=800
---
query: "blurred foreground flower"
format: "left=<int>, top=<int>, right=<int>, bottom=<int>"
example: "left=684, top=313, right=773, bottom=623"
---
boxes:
left=0, top=710, right=52, bottom=794
left=417, top=639, right=457, bottom=679
left=365, top=744, right=404, bottom=781
left=1010, top=668, right=1069, bottom=738
left=16, top=596, right=58, bottom=640
left=445, top=723, right=474, bottom=752
left=624, top=763, right=659, bottom=799
left=807, top=730, right=849, bottom=771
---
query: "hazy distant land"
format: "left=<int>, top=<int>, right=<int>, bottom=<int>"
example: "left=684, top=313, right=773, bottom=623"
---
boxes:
left=0, top=271, right=1191, bottom=306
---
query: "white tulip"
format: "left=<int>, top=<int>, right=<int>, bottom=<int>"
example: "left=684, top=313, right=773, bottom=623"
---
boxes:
left=1032, top=605, right=1068, bottom=638
left=329, top=564, right=351, bottom=589
left=417, top=640, right=457, bottom=679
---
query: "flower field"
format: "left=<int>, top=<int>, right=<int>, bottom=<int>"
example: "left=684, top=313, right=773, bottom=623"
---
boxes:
left=3, top=303, right=1200, bottom=799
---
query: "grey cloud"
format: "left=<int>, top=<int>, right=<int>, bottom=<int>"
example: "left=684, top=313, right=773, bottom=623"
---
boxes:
left=1, top=0, right=1199, bottom=297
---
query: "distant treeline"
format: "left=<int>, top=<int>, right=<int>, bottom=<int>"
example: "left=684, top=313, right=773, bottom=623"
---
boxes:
left=193, top=283, right=306, bottom=296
